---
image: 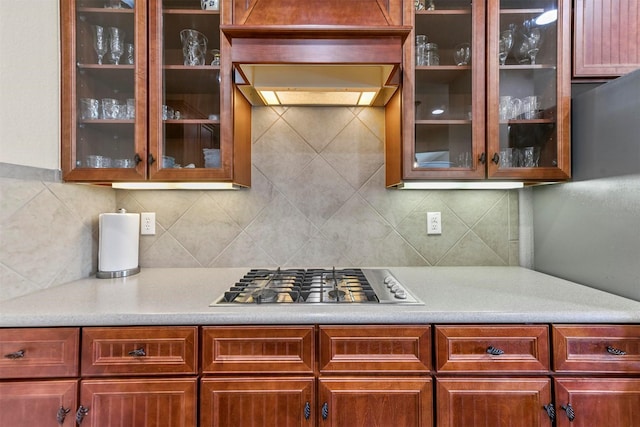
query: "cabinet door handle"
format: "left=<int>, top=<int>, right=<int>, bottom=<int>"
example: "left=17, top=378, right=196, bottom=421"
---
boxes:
left=321, top=402, right=329, bottom=420
left=148, top=153, right=156, bottom=165
left=486, top=345, right=505, bottom=355
left=543, top=403, right=555, bottom=422
left=491, top=153, right=500, bottom=164
left=561, top=403, right=575, bottom=421
left=479, top=152, right=486, bottom=164
left=3, top=349, right=25, bottom=359
left=57, top=406, right=71, bottom=425
left=134, top=153, right=142, bottom=165
left=304, top=401, right=311, bottom=420
left=606, top=345, right=626, bottom=356
left=76, top=406, right=90, bottom=424
left=128, top=348, right=146, bottom=357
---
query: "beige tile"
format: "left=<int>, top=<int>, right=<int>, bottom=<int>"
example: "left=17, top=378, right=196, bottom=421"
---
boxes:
left=438, top=190, right=506, bottom=226
left=139, top=232, right=200, bottom=267
left=508, top=189, right=519, bottom=241
left=282, top=107, right=355, bottom=152
left=47, top=182, right=114, bottom=230
left=213, top=166, right=277, bottom=228
left=279, top=155, right=355, bottom=227
left=210, top=232, right=278, bottom=268
left=356, top=107, right=385, bottom=141
left=251, top=106, right=281, bottom=142
left=245, top=193, right=318, bottom=265
left=320, top=194, right=393, bottom=257
left=0, top=178, right=46, bottom=222
left=252, top=119, right=317, bottom=189
left=509, top=240, right=520, bottom=266
left=126, top=190, right=202, bottom=230
left=349, top=231, right=429, bottom=267
left=168, top=195, right=242, bottom=266
left=438, top=231, right=507, bottom=266
left=321, top=119, right=384, bottom=189
left=0, top=264, right=39, bottom=301
left=396, top=194, right=468, bottom=265
left=472, top=194, right=510, bottom=263
left=285, top=231, right=353, bottom=268
left=359, top=167, right=429, bottom=227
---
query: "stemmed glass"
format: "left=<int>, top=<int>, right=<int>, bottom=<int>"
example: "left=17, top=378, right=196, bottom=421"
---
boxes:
left=498, top=30, right=513, bottom=65
left=92, top=25, right=108, bottom=65
left=527, top=28, right=542, bottom=64
left=108, top=27, right=125, bottom=65
left=453, top=43, right=470, bottom=66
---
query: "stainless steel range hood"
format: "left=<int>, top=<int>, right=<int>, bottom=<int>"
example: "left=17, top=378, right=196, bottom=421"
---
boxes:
left=222, top=25, right=410, bottom=107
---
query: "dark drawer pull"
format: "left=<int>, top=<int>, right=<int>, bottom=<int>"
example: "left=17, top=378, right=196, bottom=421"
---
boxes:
left=561, top=403, right=575, bottom=421
left=486, top=346, right=505, bottom=355
left=304, top=401, right=311, bottom=420
left=543, top=403, right=555, bottom=422
left=321, top=402, right=329, bottom=420
left=128, top=348, right=146, bottom=357
left=4, top=349, right=25, bottom=359
left=76, top=406, right=89, bottom=424
left=606, top=346, right=626, bottom=356
left=57, top=406, right=71, bottom=424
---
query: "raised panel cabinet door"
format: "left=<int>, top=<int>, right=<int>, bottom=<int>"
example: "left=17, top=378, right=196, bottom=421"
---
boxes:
left=435, top=325, right=550, bottom=374
left=200, top=377, right=315, bottom=427
left=79, top=378, right=197, bottom=427
left=552, top=324, right=640, bottom=373
left=0, top=380, right=78, bottom=426
left=319, top=325, right=431, bottom=374
left=436, top=377, right=553, bottom=427
left=201, top=326, right=315, bottom=374
left=574, top=0, right=640, bottom=77
left=81, top=326, right=198, bottom=376
left=554, top=378, right=640, bottom=427
left=0, top=327, right=79, bottom=379
left=318, top=377, right=433, bottom=427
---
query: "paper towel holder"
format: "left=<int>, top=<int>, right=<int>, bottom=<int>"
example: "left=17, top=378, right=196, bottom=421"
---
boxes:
left=97, top=208, right=141, bottom=279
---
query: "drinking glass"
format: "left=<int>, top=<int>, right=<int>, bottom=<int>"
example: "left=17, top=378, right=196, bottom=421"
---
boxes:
left=108, top=27, right=125, bottom=65
left=453, top=43, right=470, bottom=66
left=180, top=29, right=208, bottom=66
left=92, top=25, right=108, bottom=65
left=527, top=28, right=542, bottom=64
left=498, top=30, right=513, bottom=65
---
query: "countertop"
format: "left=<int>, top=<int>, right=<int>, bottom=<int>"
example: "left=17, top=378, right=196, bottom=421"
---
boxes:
left=1, top=267, right=639, bottom=327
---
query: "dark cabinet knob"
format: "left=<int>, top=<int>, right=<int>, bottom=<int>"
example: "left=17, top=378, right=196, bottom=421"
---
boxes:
left=3, top=349, right=25, bottom=359
left=76, top=406, right=89, bottom=424
left=561, top=403, right=575, bottom=421
left=128, top=348, right=146, bottom=357
left=321, top=402, right=329, bottom=420
left=486, top=345, right=505, bottom=355
left=57, top=406, right=71, bottom=425
left=606, top=345, right=626, bottom=356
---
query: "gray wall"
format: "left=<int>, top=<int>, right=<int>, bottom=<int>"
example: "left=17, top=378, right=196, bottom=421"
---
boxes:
left=532, top=71, right=640, bottom=301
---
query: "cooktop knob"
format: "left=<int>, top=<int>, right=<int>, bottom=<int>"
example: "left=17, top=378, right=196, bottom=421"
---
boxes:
left=390, top=283, right=401, bottom=293
left=394, top=288, right=407, bottom=299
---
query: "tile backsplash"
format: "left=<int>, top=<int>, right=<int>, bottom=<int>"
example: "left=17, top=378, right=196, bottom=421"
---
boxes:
left=0, top=106, right=519, bottom=301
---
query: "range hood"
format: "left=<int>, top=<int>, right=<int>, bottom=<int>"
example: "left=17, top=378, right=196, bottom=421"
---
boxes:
left=222, top=1, right=410, bottom=106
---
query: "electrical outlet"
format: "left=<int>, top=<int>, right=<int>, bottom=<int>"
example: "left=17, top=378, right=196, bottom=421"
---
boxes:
left=427, top=212, right=442, bottom=235
left=141, top=212, right=156, bottom=235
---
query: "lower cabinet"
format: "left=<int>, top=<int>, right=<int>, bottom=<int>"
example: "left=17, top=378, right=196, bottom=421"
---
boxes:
left=2, top=323, right=638, bottom=426
left=319, top=377, right=433, bottom=427
left=200, top=377, right=315, bottom=426
left=436, top=377, right=552, bottom=427
left=79, top=378, right=197, bottom=426
left=0, top=380, right=78, bottom=426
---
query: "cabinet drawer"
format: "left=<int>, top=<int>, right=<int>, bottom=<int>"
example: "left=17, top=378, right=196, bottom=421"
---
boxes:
left=435, top=325, right=550, bottom=374
left=202, top=326, right=315, bottom=374
left=319, top=325, right=431, bottom=373
left=81, top=327, right=197, bottom=376
left=553, top=325, right=640, bottom=373
left=0, top=328, right=79, bottom=379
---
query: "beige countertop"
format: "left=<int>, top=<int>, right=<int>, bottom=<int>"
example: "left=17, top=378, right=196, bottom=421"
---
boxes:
left=1, top=267, right=638, bottom=327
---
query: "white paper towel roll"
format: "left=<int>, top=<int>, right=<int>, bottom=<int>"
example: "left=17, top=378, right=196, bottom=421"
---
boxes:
left=98, top=211, right=140, bottom=277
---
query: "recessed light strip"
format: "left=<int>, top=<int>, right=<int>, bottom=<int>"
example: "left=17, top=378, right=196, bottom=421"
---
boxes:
left=399, top=181, right=525, bottom=190
left=112, top=182, right=239, bottom=190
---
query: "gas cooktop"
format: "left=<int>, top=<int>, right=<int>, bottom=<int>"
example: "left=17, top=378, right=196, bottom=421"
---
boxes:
left=210, top=268, right=422, bottom=305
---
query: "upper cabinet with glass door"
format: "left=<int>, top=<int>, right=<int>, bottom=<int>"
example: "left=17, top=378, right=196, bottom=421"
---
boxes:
left=404, top=0, right=486, bottom=180
left=61, top=0, right=147, bottom=181
left=486, top=0, right=571, bottom=180
left=148, top=0, right=235, bottom=181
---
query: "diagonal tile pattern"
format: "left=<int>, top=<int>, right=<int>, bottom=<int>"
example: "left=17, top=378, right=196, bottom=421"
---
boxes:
left=1, top=106, right=520, bottom=301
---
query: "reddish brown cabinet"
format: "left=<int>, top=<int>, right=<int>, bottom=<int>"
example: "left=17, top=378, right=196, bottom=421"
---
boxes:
left=0, top=380, right=79, bottom=426
left=573, top=0, right=640, bottom=78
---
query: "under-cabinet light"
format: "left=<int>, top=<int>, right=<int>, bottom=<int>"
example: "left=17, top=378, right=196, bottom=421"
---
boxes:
left=112, top=182, right=239, bottom=190
left=398, top=181, right=525, bottom=190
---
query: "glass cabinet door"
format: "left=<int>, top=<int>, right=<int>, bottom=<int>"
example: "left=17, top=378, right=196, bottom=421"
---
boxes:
left=405, top=0, right=485, bottom=179
left=487, top=0, right=571, bottom=180
left=62, top=0, right=146, bottom=181
left=149, top=0, right=229, bottom=181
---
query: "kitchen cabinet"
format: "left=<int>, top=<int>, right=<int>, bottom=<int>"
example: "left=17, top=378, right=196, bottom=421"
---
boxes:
left=318, top=326, right=433, bottom=427
left=394, top=0, right=571, bottom=184
left=61, top=0, right=250, bottom=185
left=434, top=325, right=553, bottom=426
left=573, top=0, right=640, bottom=78
left=552, top=325, right=640, bottom=426
left=78, top=326, right=198, bottom=426
left=0, top=328, right=79, bottom=426
left=200, top=326, right=316, bottom=426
